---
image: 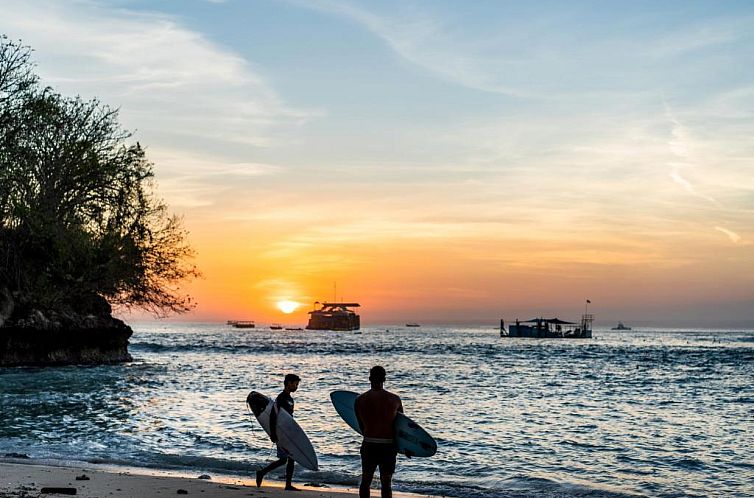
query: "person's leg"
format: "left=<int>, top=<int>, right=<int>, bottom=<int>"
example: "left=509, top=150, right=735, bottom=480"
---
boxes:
left=256, top=458, right=287, bottom=487
left=359, top=468, right=376, bottom=498
left=378, top=472, right=393, bottom=498
left=377, top=444, right=398, bottom=498
left=284, top=458, right=298, bottom=491
left=359, top=443, right=378, bottom=498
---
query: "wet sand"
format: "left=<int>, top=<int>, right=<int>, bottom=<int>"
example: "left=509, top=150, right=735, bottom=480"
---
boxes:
left=0, top=462, right=435, bottom=498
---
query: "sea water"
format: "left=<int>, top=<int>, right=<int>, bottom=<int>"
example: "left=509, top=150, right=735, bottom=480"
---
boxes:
left=1, top=324, right=753, bottom=498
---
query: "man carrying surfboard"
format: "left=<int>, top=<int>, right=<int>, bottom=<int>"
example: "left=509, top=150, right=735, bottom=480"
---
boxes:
left=256, top=373, right=301, bottom=491
left=354, top=365, right=403, bottom=498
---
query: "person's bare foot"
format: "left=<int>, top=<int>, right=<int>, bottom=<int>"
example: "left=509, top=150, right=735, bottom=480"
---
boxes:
left=256, top=470, right=263, bottom=487
left=284, top=485, right=300, bottom=491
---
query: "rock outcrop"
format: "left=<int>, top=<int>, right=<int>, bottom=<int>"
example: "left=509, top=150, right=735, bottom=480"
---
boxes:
left=0, top=285, right=14, bottom=328
left=0, top=305, right=132, bottom=366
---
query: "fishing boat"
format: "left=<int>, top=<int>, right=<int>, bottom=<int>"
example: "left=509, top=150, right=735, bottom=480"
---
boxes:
left=306, top=302, right=361, bottom=331
left=611, top=321, right=632, bottom=330
left=405, top=323, right=420, bottom=327
left=228, top=320, right=255, bottom=329
left=500, top=315, right=593, bottom=338
left=269, top=324, right=283, bottom=330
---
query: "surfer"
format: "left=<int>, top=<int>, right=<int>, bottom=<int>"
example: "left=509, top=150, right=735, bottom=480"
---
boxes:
left=354, top=365, right=403, bottom=498
left=256, top=373, right=301, bottom=491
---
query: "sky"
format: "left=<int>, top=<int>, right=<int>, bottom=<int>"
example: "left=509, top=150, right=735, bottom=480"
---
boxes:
left=1, top=0, right=753, bottom=326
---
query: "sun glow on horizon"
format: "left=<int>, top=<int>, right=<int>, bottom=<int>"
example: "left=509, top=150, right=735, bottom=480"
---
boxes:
left=277, top=300, right=301, bottom=314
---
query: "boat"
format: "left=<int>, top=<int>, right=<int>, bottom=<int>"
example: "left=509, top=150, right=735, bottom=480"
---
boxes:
left=500, top=314, right=593, bottom=339
left=611, top=321, right=632, bottom=330
left=405, top=323, right=420, bottom=327
left=228, top=320, right=255, bottom=329
left=270, top=324, right=283, bottom=330
left=306, top=302, right=361, bottom=331
left=285, top=327, right=303, bottom=331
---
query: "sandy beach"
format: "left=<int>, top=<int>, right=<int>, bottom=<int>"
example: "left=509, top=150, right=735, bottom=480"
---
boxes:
left=0, top=461, right=434, bottom=498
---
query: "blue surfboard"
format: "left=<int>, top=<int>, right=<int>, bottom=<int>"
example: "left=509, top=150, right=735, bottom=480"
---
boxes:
left=329, top=390, right=437, bottom=457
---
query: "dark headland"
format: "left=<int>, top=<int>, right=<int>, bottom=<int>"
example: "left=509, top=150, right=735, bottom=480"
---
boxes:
left=0, top=287, right=132, bottom=366
left=0, top=36, right=197, bottom=366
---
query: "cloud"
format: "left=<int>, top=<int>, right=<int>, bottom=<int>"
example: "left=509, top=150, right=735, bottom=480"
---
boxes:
left=299, top=1, right=754, bottom=102
left=0, top=0, right=314, bottom=149
left=0, top=0, right=320, bottom=212
left=715, top=226, right=742, bottom=244
left=664, top=105, right=721, bottom=206
left=145, top=147, right=284, bottom=209
left=297, top=0, right=536, bottom=96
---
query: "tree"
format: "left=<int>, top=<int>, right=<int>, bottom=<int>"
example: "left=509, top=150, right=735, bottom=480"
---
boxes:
left=0, top=35, right=199, bottom=317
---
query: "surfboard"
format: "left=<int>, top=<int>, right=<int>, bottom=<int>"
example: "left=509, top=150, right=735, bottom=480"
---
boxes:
left=329, top=390, right=437, bottom=458
left=246, top=391, right=319, bottom=471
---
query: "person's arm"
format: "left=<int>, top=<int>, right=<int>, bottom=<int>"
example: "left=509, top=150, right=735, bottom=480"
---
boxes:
left=354, top=397, right=364, bottom=434
left=397, top=397, right=404, bottom=414
left=269, top=401, right=278, bottom=443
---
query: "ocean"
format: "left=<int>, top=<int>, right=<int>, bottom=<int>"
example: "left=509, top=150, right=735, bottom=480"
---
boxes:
left=1, top=324, right=753, bottom=497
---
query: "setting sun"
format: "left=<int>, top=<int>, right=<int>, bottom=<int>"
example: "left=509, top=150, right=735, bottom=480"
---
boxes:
left=276, top=300, right=300, bottom=314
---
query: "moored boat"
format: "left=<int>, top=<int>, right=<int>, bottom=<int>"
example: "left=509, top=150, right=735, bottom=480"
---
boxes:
left=228, top=320, right=255, bottom=329
left=501, top=314, right=593, bottom=338
left=611, top=321, right=632, bottom=330
left=306, top=302, right=361, bottom=331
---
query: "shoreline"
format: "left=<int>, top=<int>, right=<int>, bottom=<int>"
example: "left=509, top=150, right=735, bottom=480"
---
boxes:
left=0, top=460, right=438, bottom=498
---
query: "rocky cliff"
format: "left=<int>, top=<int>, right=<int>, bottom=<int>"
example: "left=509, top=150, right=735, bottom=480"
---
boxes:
left=0, top=289, right=133, bottom=366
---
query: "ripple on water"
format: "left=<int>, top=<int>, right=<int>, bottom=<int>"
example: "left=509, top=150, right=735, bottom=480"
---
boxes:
left=2, top=325, right=754, bottom=498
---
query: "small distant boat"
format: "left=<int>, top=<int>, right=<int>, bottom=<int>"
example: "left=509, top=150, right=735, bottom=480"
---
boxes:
left=270, top=324, right=283, bottom=330
left=285, top=327, right=303, bottom=331
left=228, top=320, right=255, bottom=329
left=611, top=321, right=632, bottom=330
left=405, top=323, right=420, bottom=327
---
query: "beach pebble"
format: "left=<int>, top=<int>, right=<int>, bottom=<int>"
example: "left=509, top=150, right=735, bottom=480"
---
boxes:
left=41, top=487, right=77, bottom=495
left=177, top=490, right=188, bottom=495
left=197, top=474, right=211, bottom=480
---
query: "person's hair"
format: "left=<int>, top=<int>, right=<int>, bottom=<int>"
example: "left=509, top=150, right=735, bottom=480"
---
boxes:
left=284, top=373, right=300, bottom=385
left=369, top=365, right=386, bottom=384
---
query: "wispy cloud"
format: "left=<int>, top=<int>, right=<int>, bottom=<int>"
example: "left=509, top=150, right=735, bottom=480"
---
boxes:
left=147, top=147, right=283, bottom=209
left=297, top=0, right=536, bottom=97
left=664, top=105, right=721, bottom=206
left=0, top=0, right=314, bottom=148
left=715, top=226, right=742, bottom=244
left=300, top=1, right=754, bottom=101
left=0, top=0, right=319, bottom=210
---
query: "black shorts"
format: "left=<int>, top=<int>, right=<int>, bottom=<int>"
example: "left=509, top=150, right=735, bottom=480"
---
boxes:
left=360, top=441, right=398, bottom=476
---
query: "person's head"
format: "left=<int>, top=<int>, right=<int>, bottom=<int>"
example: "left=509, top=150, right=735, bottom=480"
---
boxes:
left=369, top=365, right=386, bottom=388
left=284, top=373, right=300, bottom=392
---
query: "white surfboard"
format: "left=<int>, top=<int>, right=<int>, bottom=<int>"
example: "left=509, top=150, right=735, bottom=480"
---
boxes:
left=246, top=391, right=319, bottom=471
left=330, top=390, right=437, bottom=457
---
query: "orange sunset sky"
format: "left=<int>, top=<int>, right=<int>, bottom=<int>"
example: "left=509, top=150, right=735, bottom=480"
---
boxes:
left=4, top=1, right=753, bottom=326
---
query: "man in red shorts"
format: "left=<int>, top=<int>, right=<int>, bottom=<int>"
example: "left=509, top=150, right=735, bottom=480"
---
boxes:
left=354, top=366, right=403, bottom=498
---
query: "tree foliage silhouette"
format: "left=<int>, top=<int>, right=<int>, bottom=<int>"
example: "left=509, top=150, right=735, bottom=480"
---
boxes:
left=0, top=36, right=199, bottom=317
